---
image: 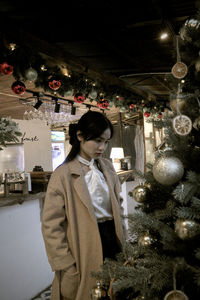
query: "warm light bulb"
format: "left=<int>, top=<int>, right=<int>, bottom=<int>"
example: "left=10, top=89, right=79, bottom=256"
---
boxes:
left=160, top=32, right=168, bottom=40
left=9, top=43, right=16, bottom=51
left=41, top=65, right=47, bottom=71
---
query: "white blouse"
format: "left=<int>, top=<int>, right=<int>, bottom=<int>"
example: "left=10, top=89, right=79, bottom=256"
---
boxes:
left=77, top=155, right=113, bottom=222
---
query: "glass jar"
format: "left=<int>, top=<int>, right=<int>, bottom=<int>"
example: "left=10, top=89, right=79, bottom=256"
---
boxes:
left=121, top=156, right=131, bottom=170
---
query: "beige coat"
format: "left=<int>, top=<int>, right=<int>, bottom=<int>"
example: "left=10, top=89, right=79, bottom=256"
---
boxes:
left=42, top=157, right=124, bottom=300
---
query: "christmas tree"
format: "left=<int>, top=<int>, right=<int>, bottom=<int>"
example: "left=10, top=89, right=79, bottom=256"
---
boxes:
left=92, top=10, right=200, bottom=300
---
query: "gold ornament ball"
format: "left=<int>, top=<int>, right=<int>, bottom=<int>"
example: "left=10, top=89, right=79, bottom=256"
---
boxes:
left=132, top=185, right=149, bottom=203
left=91, top=281, right=107, bottom=299
left=175, top=219, right=200, bottom=240
left=153, top=156, right=184, bottom=186
left=138, top=234, right=154, bottom=246
left=164, top=290, right=188, bottom=300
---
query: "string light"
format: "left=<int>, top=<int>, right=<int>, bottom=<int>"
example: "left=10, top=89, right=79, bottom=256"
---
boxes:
left=40, top=65, right=47, bottom=71
left=9, top=43, right=16, bottom=51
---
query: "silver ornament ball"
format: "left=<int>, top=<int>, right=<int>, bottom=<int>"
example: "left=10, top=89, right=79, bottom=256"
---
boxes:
left=108, top=101, right=114, bottom=107
left=64, top=90, right=74, bottom=97
left=153, top=156, right=184, bottom=185
left=88, top=90, right=97, bottom=99
left=25, top=67, right=38, bottom=81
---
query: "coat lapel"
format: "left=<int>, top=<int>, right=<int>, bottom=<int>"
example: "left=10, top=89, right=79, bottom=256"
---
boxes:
left=68, top=158, right=97, bottom=224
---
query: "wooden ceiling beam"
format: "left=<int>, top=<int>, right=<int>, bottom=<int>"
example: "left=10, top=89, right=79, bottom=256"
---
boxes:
left=152, top=75, right=171, bottom=91
left=126, top=16, right=188, bottom=29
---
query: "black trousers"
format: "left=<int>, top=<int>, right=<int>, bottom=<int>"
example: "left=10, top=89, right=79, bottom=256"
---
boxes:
left=98, top=219, right=121, bottom=260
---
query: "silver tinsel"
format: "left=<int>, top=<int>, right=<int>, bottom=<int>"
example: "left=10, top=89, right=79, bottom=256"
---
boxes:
left=25, top=67, right=38, bottom=81
left=153, top=156, right=184, bottom=185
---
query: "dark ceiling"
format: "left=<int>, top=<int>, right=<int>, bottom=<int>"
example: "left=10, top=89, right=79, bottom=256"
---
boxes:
left=0, top=0, right=199, bottom=104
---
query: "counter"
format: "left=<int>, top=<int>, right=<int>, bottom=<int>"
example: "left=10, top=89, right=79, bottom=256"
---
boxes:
left=0, top=191, right=46, bottom=207
left=0, top=192, right=53, bottom=300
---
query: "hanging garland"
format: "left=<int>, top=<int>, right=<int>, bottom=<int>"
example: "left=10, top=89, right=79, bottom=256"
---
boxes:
left=0, top=37, right=165, bottom=113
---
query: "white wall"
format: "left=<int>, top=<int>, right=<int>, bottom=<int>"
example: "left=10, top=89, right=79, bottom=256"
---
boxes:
left=14, top=119, right=53, bottom=172
left=0, top=198, right=54, bottom=300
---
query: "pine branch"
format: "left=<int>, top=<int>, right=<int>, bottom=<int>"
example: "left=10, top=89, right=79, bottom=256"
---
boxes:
left=173, top=182, right=197, bottom=204
left=186, top=170, right=200, bottom=186
left=191, top=196, right=200, bottom=208
left=176, top=206, right=200, bottom=220
left=194, top=268, right=200, bottom=287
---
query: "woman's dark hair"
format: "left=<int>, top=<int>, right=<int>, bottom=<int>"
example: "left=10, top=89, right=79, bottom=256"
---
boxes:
left=65, top=111, right=113, bottom=162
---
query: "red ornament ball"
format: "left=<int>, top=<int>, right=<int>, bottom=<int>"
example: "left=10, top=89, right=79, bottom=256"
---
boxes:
left=48, top=77, right=61, bottom=90
left=158, top=113, right=163, bottom=119
left=144, top=111, right=150, bottom=118
left=74, top=93, right=85, bottom=103
left=11, top=80, right=26, bottom=95
left=0, top=62, right=13, bottom=75
left=97, top=100, right=109, bottom=109
left=129, top=104, right=135, bottom=109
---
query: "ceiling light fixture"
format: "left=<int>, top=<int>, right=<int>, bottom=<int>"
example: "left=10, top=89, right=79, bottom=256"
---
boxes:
left=71, top=103, right=76, bottom=115
left=33, top=97, right=43, bottom=109
left=54, top=99, right=60, bottom=113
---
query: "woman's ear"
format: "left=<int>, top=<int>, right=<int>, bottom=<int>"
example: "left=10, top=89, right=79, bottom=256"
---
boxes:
left=77, top=130, right=83, bottom=142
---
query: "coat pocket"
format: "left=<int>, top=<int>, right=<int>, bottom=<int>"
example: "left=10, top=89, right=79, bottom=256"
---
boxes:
left=60, top=269, right=80, bottom=300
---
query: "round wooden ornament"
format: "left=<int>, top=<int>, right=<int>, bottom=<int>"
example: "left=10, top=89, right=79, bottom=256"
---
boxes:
left=172, top=114, right=192, bottom=136
left=171, top=62, right=188, bottom=79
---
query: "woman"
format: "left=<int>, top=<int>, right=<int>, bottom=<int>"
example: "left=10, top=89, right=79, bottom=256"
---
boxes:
left=42, top=110, right=125, bottom=300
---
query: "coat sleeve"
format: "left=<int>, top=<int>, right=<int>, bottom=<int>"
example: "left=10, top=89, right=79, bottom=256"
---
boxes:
left=41, top=169, right=75, bottom=271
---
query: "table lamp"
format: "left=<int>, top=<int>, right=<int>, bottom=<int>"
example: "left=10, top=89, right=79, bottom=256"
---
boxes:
left=110, top=147, right=124, bottom=172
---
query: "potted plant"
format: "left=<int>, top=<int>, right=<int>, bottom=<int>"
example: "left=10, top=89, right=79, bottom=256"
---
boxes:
left=0, top=117, right=22, bottom=185
left=0, top=116, right=22, bottom=150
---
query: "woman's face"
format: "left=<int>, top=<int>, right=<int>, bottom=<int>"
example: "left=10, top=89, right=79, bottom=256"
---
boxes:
left=78, top=128, right=111, bottom=161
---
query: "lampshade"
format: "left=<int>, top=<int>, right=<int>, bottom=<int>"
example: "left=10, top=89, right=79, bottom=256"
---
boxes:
left=110, top=147, right=124, bottom=159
